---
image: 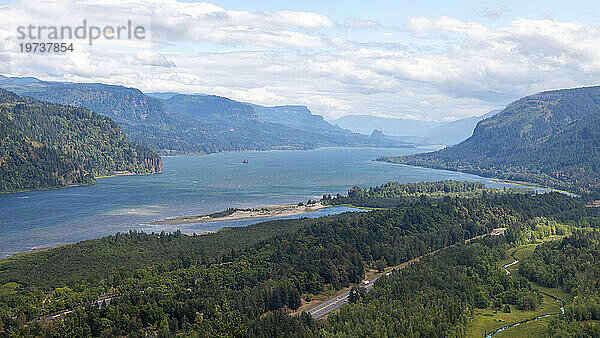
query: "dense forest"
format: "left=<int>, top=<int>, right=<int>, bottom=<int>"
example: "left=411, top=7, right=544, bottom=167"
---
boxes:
left=328, top=237, right=541, bottom=336
left=0, top=89, right=161, bottom=192
left=1, top=181, right=596, bottom=337
left=519, top=232, right=600, bottom=336
left=322, top=180, right=531, bottom=208
left=379, top=86, right=600, bottom=196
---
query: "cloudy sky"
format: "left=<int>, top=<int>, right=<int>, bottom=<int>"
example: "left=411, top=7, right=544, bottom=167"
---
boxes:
left=1, top=0, right=600, bottom=121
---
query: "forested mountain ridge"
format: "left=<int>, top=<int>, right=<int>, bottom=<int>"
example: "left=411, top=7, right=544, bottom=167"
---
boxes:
left=379, top=86, right=600, bottom=194
left=0, top=79, right=212, bottom=154
left=0, top=76, right=409, bottom=154
left=163, top=94, right=260, bottom=121
left=0, top=89, right=162, bottom=193
left=160, top=94, right=404, bottom=150
left=251, top=104, right=345, bottom=134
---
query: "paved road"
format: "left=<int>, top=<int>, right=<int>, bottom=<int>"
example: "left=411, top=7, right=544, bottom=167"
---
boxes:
left=307, top=266, right=403, bottom=319
left=306, top=232, right=493, bottom=319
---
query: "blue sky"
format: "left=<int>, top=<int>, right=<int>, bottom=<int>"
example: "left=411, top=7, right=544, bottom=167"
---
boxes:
left=205, top=0, right=600, bottom=25
left=2, top=0, right=600, bottom=121
left=178, top=0, right=600, bottom=48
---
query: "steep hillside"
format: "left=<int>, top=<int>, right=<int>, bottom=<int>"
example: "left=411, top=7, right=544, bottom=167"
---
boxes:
left=427, top=109, right=500, bottom=145
left=164, top=94, right=261, bottom=121
left=379, top=86, right=600, bottom=194
left=252, top=104, right=339, bottom=133
left=0, top=89, right=161, bottom=193
left=1, top=76, right=407, bottom=153
left=251, top=104, right=400, bottom=146
left=161, top=94, right=406, bottom=150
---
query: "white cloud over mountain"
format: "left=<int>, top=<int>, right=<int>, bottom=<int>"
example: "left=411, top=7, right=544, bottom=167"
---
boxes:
left=2, top=0, right=600, bottom=121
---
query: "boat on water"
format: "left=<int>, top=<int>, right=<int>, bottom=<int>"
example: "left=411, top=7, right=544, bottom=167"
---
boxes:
left=242, top=159, right=248, bottom=164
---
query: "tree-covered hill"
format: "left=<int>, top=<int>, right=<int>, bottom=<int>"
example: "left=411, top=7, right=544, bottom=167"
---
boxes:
left=379, top=86, right=600, bottom=195
left=0, top=89, right=162, bottom=193
left=322, top=180, right=533, bottom=207
left=162, top=94, right=404, bottom=151
left=251, top=104, right=343, bottom=134
left=0, top=187, right=594, bottom=336
left=0, top=76, right=408, bottom=155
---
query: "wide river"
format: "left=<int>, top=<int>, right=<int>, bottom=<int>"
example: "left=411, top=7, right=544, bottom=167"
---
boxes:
left=0, top=147, right=556, bottom=257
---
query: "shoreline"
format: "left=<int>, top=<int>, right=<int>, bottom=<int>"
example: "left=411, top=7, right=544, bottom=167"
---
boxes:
left=0, top=202, right=338, bottom=259
left=376, top=160, right=578, bottom=196
left=0, top=170, right=162, bottom=195
left=488, top=178, right=577, bottom=196
left=1, top=202, right=374, bottom=259
left=150, top=202, right=328, bottom=225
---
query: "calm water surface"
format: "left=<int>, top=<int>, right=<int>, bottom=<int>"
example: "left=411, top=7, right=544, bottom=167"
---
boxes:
left=0, top=147, right=555, bottom=257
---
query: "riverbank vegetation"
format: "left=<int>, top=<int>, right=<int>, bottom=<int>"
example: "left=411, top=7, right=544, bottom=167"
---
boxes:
left=378, top=86, right=600, bottom=198
left=0, top=89, right=162, bottom=193
left=519, top=232, right=600, bottom=336
left=321, top=180, right=532, bottom=208
left=0, top=182, right=598, bottom=337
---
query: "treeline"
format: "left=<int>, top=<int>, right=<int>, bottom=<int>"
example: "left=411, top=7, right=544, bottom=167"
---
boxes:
left=9, top=81, right=403, bottom=156
left=322, top=180, right=532, bottom=208
left=518, top=232, right=600, bottom=336
left=0, top=218, right=316, bottom=290
left=328, top=237, right=541, bottom=337
left=0, top=88, right=161, bottom=192
left=0, top=191, right=588, bottom=336
left=379, top=86, right=600, bottom=195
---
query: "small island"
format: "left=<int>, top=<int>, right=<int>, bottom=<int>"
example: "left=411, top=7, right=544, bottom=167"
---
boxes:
left=151, top=201, right=326, bottom=225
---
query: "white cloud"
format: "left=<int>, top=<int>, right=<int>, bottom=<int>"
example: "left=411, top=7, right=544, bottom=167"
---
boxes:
left=2, top=1, right=600, bottom=122
left=135, top=51, right=176, bottom=67
left=230, top=87, right=286, bottom=106
left=345, top=18, right=380, bottom=29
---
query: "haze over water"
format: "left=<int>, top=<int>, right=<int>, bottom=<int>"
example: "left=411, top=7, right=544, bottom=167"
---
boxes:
left=0, top=147, right=555, bottom=257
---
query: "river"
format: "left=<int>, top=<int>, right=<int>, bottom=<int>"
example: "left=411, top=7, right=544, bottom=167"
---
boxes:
left=0, top=147, right=558, bottom=257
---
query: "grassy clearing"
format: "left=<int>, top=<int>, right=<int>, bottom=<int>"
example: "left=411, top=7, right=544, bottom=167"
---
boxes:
left=467, top=238, right=568, bottom=337
left=466, top=293, right=562, bottom=337
left=494, top=316, right=554, bottom=338
left=537, top=285, right=572, bottom=305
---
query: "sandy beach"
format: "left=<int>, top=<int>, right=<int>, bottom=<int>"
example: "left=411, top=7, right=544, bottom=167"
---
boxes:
left=150, top=202, right=327, bottom=225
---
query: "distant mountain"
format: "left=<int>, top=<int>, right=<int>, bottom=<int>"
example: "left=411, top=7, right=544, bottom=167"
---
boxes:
left=333, top=111, right=500, bottom=145
left=0, top=76, right=408, bottom=154
left=0, top=74, right=43, bottom=86
left=427, top=109, right=501, bottom=145
left=164, top=94, right=261, bottom=121
left=250, top=103, right=400, bottom=146
left=333, top=115, right=442, bottom=139
left=0, top=88, right=161, bottom=193
left=379, top=86, right=600, bottom=194
left=161, top=94, right=406, bottom=150
left=251, top=104, right=343, bottom=134
left=145, top=92, right=178, bottom=100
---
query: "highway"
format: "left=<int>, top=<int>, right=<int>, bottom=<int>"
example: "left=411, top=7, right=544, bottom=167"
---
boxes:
left=306, top=266, right=401, bottom=319
left=306, top=231, right=494, bottom=319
